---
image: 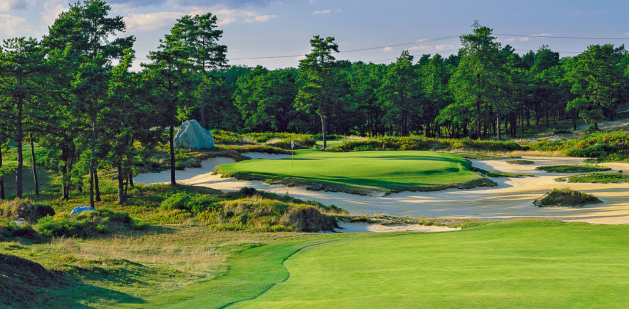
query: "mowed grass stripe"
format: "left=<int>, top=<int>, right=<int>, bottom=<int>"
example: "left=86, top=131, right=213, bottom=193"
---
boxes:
left=216, top=151, right=488, bottom=193
left=230, top=221, right=629, bottom=309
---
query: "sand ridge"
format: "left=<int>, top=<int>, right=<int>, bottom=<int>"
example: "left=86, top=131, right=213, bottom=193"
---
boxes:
left=134, top=154, right=629, bottom=224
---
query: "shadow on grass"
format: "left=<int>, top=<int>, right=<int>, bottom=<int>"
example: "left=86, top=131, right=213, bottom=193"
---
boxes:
left=1, top=253, right=145, bottom=309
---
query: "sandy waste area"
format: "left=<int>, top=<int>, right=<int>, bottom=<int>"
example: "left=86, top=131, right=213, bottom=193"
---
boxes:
left=134, top=152, right=629, bottom=225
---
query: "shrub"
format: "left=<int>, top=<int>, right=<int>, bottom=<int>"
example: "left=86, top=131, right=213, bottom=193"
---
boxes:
left=279, top=206, right=339, bottom=232
left=0, top=222, right=41, bottom=241
left=160, top=192, right=221, bottom=214
left=533, top=188, right=602, bottom=207
left=36, top=210, right=137, bottom=238
left=0, top=199, right=55, bottom=224
left=327, top=136, right=527, bottom=152
left=239, top=187, right=258, bottom=197
left=160, top=193, right=192, bottom=211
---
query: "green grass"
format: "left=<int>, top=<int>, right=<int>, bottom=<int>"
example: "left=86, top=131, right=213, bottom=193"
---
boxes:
left=215, top=150, right=495, bottom=194
left=555, top=172, right=629, bottom=183
left=230, top=220, right=629, bottom=309
left=315, top=139, right=344, bottom=147
left=536, top=164, right=612, bottom=173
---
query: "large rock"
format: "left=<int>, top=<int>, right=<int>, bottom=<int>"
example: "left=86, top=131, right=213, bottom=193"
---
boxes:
left=70, top=206, right=96, bottom=217
left=174, top=120, right=215, bottom=150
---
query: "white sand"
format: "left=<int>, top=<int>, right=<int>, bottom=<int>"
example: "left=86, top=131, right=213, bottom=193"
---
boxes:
left=135, top=156, right=629, bottom=224
left=334, top=222, right=460, bottom=233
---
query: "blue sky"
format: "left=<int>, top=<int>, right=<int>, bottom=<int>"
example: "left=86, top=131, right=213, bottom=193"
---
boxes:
left=2, top=0, right=629, bottom=70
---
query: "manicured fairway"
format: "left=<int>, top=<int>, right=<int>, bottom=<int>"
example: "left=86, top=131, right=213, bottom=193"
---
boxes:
left=230, top=221, right=629, bottom=308
left=216, top=151, right=489, bottom=193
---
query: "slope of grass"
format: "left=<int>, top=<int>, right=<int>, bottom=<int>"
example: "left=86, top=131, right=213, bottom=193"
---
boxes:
left=555, top=172, right=629, bottom=183
left=231, top=220, right=629, bottom=309
left=214, top=150, right=495, bottom=194
left=536, top=164, right=611, bottom=173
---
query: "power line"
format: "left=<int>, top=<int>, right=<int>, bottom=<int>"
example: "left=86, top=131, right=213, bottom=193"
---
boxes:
left=496, top=33, right=629, bottom=40
left=228, top=34, right=464, bottom=60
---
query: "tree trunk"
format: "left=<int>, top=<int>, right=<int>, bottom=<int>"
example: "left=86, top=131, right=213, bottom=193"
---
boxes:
left=128, top=172, right=134, bottom=188
left=61, top=146, right=68, bottom=200
left=496, top=113, right=501, bottom=140
left=89, top=115, right=96, bottom=208
left=0, top=145, right=4, bottom=200
left=29, top=134, right=39, bottom=196
left=200, top=82, right=206, bottom=129
left=16, top=96, right=23, bottom=198
left=169, top=125, right=176, bottom=186
left=94, top=168, right=101, bottom=202
left=117, top=161, right=125, bottom=204
left=320, top=111, right=327, bottom=149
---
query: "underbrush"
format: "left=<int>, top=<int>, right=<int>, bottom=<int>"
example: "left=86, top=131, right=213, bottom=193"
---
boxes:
left=536, top=165, right=611, bottom=173
left=533, top=188, right=603, bottom=207
left=528, top=130, right=629, bottom=162
left=212, top=130, right=317, bottom=149
left=555, top=172, right=629, bottom=183
left=327, top=136, right=528, bottom=152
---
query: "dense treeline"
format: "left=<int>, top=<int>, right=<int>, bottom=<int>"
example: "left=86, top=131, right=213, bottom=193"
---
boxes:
left=1, top=0, right=628, bottom=205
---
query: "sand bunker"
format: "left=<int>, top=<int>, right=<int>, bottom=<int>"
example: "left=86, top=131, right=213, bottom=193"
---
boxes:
left=135, top=155, right=629, bottom=225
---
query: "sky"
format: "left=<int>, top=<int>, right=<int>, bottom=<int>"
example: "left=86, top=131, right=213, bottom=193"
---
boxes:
left=3, top=0, right=629, bottom=70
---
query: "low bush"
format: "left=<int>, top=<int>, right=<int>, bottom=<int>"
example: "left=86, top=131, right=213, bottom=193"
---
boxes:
left=0, top=222, right=41, bottom=241
left=533, top=188, right=602, bottom=207
left=327, top=136, right=528, bottom=152
left=36, top=209, right=144, bottom=238
left=160, top=192, right=221, bottom=214
left=0, top=199, right=55, bottom=224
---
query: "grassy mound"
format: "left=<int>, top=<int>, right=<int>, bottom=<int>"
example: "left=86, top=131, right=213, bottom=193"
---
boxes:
left=555, top=172, right=629, bottom=183
left=215, top=150, right=496, bottom=194
left=528, top=130, right=629, bottom=162
left=470, top=167, right=533, bottom=178
left=0, top=253, right=64, bottom=308
left=229, top=220, right=629, bottom=308
left=536, top=164, right=611, bottom=173
left=533, top=188, right=603, bottom=207
left=506, top=159, right=534, bottom=165
left=159, top=188, right=341, bottom=232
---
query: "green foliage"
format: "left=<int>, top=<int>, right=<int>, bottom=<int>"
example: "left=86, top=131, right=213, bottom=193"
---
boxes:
left=533, top=188, right=602, bottom=207
left=536, top=164, right=611, bottom=173
left=160, top=192, right=220, bottom=214
left=528, top=131, right=629, bottom=162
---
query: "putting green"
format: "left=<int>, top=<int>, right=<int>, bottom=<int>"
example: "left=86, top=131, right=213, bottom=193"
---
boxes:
left=231, top=221, right=629, bottom=308
left=216, top=150, right=490, bottom=193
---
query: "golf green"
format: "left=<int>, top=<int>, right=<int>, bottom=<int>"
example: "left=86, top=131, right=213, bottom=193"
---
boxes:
left=231, top=221, right=629, bottom=308
left=215, top=151, right=490, bottom=193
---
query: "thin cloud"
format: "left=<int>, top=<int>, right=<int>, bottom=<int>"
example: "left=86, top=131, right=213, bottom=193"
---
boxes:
left=416, top=39, right=429, bottom=43
left=124, top=12, right=185, bottom=32
left=0, top=14, right=34, bottom=35
left=382, top=46, right=393, bottom=52
left=408, top=45, right=431, bottom=51
left=507, top=37, right=529, bottom=42
left=244, top=14, right=277, bottom=22
left=435, top=44, right=454, bottom=51
left=313, top=10, right=330, bottom=14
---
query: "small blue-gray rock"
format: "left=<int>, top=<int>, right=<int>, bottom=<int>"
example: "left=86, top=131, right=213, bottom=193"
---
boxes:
left=70, top=206, right=96, bottom=217
left=174, top=120, right=215, bottom=150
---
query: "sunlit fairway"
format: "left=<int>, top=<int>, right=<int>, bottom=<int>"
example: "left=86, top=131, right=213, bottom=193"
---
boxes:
left=215, top=150, right=491, bottom=193
left=229, top=221, right=629, bottom=309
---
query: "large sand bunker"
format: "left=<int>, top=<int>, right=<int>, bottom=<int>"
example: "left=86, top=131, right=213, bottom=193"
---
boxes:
left=134, top=154, right=629, bottom=224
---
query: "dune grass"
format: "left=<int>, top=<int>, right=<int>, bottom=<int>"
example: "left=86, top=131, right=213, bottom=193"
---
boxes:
left=536, top=164, right=611, bottom=173
left=555, top=172, right=629, bottom=183
left=533, top=188, right=603, bottom=207
left=231, top=220, right=629, bottom=309
left=214, top=150, right=495, bottom=194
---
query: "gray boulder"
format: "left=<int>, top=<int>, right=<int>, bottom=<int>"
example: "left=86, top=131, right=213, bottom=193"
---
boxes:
left=174, top=120, right=215, bottom=150
left=70, top=206, right=96, bottom=217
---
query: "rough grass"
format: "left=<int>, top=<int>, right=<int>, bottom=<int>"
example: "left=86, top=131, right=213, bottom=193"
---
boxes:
left=536, top=164, right=612, bottom=173
left=230, top=220, right=629, bottom=309
left=470, top=167, right=533, bottom=178
left=533, top=188, right=603, bottom=207
left=555, top=172, right=629, bottom=183
left=214, top=150, right=496, bottom=195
